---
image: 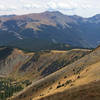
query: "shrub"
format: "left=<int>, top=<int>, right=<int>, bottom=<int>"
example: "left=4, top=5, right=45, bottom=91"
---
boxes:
left=77, top=76, right=80, bottom=79
left=64, top=76, right=67, bottom=79
left=65, top=80, right=72, bottom=85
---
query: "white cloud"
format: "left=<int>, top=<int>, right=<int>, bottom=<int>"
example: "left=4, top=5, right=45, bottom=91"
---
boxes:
left=23, top=4, right=41, bottom=9
left=0, top=0, right=100, bottom=17
left=0, top=5, right=16, bottom=11
left=0, top=5, right=5, bottom=10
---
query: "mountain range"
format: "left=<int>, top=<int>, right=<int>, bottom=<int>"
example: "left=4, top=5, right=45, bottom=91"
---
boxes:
left=0, top=11, right=100, bottom=51
left=0, top=10, right=100, bottom=100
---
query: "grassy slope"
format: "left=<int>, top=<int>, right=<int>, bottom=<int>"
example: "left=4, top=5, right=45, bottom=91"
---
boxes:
left=0, top=46, right=90, bottom=81
left=39, top=81, right=100, bottom=100
left=10, top=47, right=100, bottom=100
left=0, top=47, right=91, bottom=100
left=38, top=61, right=100, bottom=100
left=9, top=49, right=90, bottom=81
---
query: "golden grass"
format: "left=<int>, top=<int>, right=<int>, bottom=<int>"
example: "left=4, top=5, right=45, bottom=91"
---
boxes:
left=8, top=49, right=92, bottom=100
left=35, top=61, right=100, bottom=100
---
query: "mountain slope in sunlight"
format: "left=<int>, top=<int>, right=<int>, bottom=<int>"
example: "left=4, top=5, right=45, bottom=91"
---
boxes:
left=0, top=46, right=90, bottom=81
left=10, top=46, right=100, bottom=100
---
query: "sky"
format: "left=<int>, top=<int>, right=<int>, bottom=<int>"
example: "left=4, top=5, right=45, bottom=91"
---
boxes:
left=0, top=0, right=100, bottom=17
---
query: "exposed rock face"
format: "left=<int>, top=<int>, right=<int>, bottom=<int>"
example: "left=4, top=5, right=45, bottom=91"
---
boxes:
left=0, top=47, right=31, bottom=75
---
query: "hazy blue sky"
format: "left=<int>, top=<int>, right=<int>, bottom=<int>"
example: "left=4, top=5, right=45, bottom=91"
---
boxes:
left=0, top=0, right=100, bottom=17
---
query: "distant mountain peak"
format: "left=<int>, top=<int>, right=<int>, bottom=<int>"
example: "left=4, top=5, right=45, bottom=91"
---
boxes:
left=94, top=14, right=100, bottom=17
left=43, top=11, right=63, bottom=15
left=88, top=14, right=100, bottom=20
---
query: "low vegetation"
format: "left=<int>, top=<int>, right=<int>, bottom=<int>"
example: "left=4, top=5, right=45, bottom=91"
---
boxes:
left=0, top=78, right=32, bottom=100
